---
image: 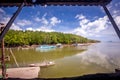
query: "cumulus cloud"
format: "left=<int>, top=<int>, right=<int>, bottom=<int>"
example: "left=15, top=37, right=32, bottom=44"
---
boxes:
left=36, top=26, right=55, bottom=32
left=26, top=26, right=55, bottom=32
left=17, top=19, right=32, bottom=27
left=107, top=0, right=120, bottom=28
left=33, top=13, right=61, bottom=32
left=114, top=16, right=120, bottom=26
left=34, top=17, right=41, bottom=22
left=10, top=23, right=22, bottom=30
left=75, top=14, right=86, bottom=20
left=26, top=27, right=34, bottom=31
left=73, top=14, right=110, bottom=38
left=73, top=0, right=120, bottom=41
left=50, top=17, right=61, bottom=26
left=34, top=13, right=49, bottom=25
left=41, top=17, right=49, bottom=25
left=0, top=8, right=22, bottom=30
left=34, top=14, right=61, bottom=27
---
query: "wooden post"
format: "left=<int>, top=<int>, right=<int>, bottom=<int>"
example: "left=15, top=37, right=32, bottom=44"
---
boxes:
left=9, top=48, right=19, bottom=67
left=0, top=26, right=6, bottom=79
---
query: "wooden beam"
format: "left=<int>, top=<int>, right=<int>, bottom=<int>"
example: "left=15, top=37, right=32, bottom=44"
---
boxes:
left=0, top=0, right=111, bottom=7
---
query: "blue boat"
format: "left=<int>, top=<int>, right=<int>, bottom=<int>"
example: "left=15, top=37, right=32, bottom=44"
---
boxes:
left=40, top=45, right=56, bottom=49
left=36, top=45, right=56, bottom=52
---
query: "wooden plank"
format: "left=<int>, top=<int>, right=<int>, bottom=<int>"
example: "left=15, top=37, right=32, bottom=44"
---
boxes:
left=0, top=67, right=40, bottom=79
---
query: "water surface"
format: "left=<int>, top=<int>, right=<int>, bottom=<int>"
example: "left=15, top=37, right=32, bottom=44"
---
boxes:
left=1, top=42, right=120, bottom=78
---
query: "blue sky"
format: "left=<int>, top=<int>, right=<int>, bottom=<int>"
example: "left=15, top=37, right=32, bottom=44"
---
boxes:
left=0, top=0, right=120, bottom=42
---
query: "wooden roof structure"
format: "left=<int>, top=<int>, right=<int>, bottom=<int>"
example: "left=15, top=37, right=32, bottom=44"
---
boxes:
left=1, top=0, right=120, bottom=79
left=0, top=0, right=111, bottom=7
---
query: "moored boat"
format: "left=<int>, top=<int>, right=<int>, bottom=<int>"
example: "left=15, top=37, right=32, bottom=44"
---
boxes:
left=36, top=45, right=56, bottom=52
left=29, top=61, right=55, bottom=67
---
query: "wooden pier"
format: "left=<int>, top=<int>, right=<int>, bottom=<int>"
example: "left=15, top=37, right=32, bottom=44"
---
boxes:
left=0, top=67, right=40, bottom=79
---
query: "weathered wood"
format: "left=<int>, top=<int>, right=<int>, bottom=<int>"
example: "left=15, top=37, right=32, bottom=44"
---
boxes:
left=0, top=27, right=6, bottom=79
left=9, top=48, right=19, bottom=68
left=0, top=67, right=40, bottom=79
left=0, top=0, right=111, bottom=7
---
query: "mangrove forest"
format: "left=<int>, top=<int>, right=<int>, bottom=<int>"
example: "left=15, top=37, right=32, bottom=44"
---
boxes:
left=3, top=30, right=99, bottom=47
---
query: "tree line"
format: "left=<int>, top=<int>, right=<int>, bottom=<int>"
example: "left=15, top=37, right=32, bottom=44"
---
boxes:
left=3, top=30, right=99, bottom=47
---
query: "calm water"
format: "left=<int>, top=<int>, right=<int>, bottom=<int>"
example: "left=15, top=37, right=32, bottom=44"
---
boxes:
left=2, top=42, right=120, bottom=78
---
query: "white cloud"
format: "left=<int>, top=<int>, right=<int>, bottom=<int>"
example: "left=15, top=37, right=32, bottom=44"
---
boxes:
left=50, top=17, right=61, bottom=26
left=26, top=26, right=55, bottom=32
left=107, top=0, right=120, bottom=28
left=34, top=13, right=48, bottom=25
left=10, top=23, right=22, bottom=30
left=34, top=17, right=48, bottom=25
left=75, top=14, right=86, bottom=20
left=33, top=13, right=61, bottom=32
left=36, top=26, right=55, bottom=32
left=73, top=14, right=110, bottom=38
left=0, top=8, right=5, bottom=14
left=41, top=17, right=49, bottom=25
left=17, top=19, right=32, bottom=27
left=114, top=16, right=120, bottom=27
left=0, top=8, right=23, bottom=31
left=34, top=17, right=41, bottom=22
left=26, top=27, right=34, bottom=31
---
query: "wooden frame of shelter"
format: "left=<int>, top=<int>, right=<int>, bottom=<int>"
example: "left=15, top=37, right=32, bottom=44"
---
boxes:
left=0, top=0, right=120, bottom=79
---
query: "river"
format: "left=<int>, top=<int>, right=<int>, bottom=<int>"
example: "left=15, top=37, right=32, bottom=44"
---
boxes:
left=2, top=42, right=120, bottom=78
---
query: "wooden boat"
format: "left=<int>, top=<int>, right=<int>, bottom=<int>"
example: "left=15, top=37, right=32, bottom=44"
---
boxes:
left=39, top=45, right=56, bottom=49
left=36, top=45, right=56, bottom=52
left=56, top=43, right=63, bottom=48
left=29, top=61, right=55, bottom=67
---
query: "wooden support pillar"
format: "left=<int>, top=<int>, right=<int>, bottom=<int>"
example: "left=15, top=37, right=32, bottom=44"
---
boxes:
left=102, top=5, right=120, bottom=39
left=0, top=26, right=6, bottom=79
left=0, top=3, right=24, bottom=79
left=0, top=3, right=24, bottom=42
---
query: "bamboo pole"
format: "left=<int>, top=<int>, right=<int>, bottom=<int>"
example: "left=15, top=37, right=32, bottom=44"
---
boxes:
left=9, top=48, right=19, bottom=67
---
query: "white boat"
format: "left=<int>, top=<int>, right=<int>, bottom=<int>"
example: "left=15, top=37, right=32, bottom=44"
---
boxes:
left=56, top=43, right=63, bottom=48
left=29, top=61, right=55, bottom=67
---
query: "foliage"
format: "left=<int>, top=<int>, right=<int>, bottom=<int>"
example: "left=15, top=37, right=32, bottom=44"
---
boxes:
left=4, top=30, right=99, bottom=47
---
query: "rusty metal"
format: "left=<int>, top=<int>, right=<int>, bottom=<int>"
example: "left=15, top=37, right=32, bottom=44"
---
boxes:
left=103, top=5, right=120, bottom=39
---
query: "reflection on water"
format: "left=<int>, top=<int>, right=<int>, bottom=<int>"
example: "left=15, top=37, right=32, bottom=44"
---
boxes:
left=2, top=42, right=120, bottom=78
left=39, top=42, right=120, bottom=78
left=4, top=46, right=85, bottom=68
left=76, top=42, right=120, bottom=71
left=76, top=46, right=115, bottom=71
